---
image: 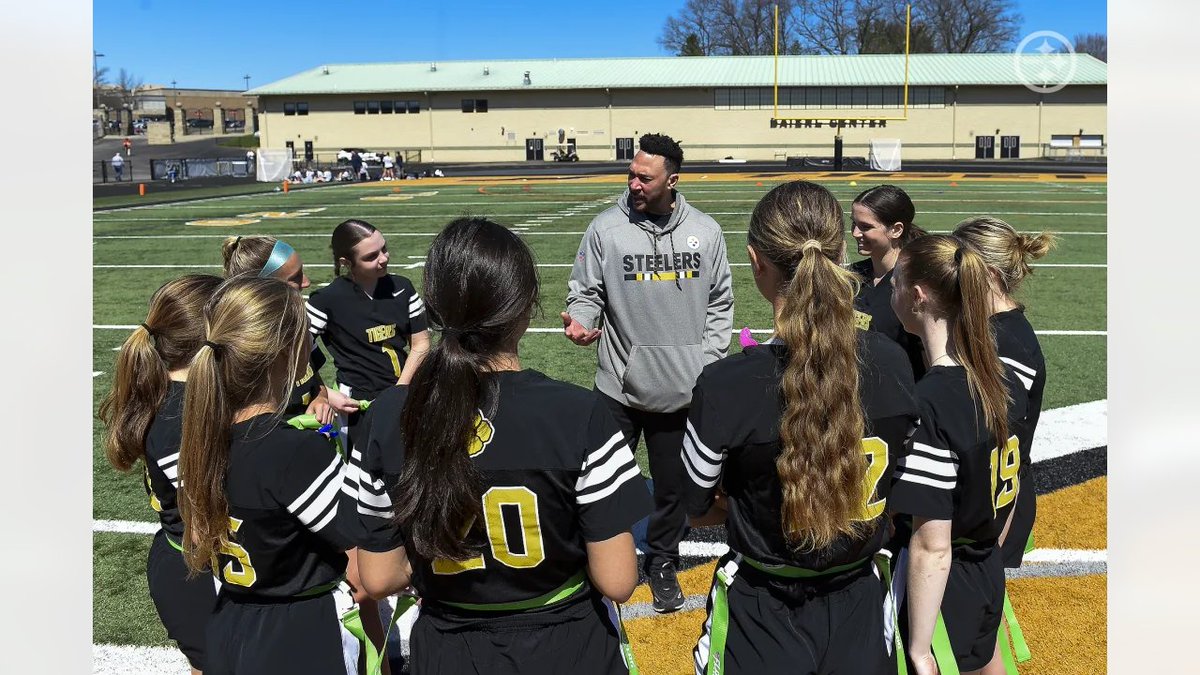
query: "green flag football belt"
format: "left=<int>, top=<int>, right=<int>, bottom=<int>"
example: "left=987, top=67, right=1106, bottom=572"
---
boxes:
left=702, top=552, right=902, bottom=675
left=340, top=571, right=640, bottom=675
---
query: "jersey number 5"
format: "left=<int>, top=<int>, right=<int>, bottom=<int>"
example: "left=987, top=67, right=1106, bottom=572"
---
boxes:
left=989, top=436, right=1020, bottom=515
left=219, top=517, right=257, bottom=587
left=432, top=487, right=546, bottom=574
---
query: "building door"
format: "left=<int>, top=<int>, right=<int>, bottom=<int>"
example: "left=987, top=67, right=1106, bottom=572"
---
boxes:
left=303, top=140, right=314, bottom=162
left=1000, top=135, right=1020, bottom=159
left=616, top=137, right=634, bottom=160
left=567, top=138, right=577, bottom=154
left=525, top=138, right=544, bottom=161
left=975, top=135, right=995, bottom=159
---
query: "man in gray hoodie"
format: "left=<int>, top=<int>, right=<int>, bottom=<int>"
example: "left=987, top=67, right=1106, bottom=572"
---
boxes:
left=563, top=133, right=734, bottom=612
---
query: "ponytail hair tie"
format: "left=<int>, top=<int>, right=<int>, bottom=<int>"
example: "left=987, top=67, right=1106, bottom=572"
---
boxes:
left=801, top=239, right=823, bottom=253
left=233, top=236, right=243, bottom=249
left=203, top=340, right=225, bottom=358
left=953, top=245, right=965, bottom=265
left=139, top=322, right=155, bottom=337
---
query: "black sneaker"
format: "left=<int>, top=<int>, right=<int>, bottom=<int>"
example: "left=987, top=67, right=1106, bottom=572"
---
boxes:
left=648, top=561, right=685, bottom=613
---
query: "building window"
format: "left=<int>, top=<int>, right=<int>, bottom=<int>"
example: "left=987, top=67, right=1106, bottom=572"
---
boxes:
left=284, top=102, right=296, bottom=116
left=367, top=100, right=380, bottom=114
left=405, top=100, right=420, bottom=113
left=354, top=101, right=366, bottom=114
left=462, top=98, right=488, bottom=113
left=379, top=100, right=393, bottom=114
left=296, top=102, right=308, bottom=116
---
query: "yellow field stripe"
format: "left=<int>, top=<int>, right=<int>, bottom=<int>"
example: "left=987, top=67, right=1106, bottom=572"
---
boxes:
left=1034, top=477, right=1107, bottom=550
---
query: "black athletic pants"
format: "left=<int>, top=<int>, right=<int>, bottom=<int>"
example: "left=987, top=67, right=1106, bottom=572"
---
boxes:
left=600, top=393, right=688, bottom=571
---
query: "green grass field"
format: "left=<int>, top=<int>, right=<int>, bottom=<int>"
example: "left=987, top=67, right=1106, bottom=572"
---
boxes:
left=91, top=174, right=1107, bottom=655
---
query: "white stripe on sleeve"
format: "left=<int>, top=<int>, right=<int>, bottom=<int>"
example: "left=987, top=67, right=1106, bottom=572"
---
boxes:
left=287, top=456, right=345, bottom=532
left=576, top=464, right=642, bottom=505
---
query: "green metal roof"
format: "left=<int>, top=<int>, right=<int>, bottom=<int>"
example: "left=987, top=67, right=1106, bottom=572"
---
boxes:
left=248, top=53, right=1106, bottom=96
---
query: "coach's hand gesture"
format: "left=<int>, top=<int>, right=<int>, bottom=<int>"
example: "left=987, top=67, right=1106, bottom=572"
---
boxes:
left=561, top=312, right=601, bottom=346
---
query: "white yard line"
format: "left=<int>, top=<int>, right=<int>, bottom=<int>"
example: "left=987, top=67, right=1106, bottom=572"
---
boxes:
left=93, top=371, right=104, bottom=378
left=1032, top=399, right=1107, bottom=463
left=93, top=644, right=191, bottom=675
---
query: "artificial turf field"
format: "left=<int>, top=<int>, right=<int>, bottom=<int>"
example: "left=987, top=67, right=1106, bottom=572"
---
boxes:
left=92, top=171, right=1107, bottom=674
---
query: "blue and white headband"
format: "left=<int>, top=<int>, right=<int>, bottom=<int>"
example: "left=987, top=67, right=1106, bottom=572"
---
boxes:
left=258, top=240, right=295, bottom=278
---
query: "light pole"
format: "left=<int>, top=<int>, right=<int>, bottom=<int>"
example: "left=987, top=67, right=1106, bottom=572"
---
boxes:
left=243, top=74, right=251, bottom=91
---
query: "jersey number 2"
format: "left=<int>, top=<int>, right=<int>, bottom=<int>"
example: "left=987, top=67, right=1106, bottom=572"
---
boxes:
left=989, top=436, right=1021, bottom=515
left=432, top=487, right=545, bottom=574
left=219, top=517, right=257, bottom=587
left=858, top=437, right=889, bottom=520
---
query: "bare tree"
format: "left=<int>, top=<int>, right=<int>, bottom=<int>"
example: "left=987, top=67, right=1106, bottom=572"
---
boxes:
left=922, top=0, right=1021, bottom=53
left=659, top=0, right=800, bottom=55
left=1072, top=32, right=1106, bottom=62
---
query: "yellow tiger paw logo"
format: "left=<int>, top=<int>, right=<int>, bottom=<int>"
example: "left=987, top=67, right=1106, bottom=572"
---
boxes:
left=467, top=413, right=495, bottom=457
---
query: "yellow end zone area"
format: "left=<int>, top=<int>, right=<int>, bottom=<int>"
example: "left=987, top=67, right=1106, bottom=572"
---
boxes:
left=624, top=477, right=1107, bottom=673
left=334, top=171, right=1107, bottom=189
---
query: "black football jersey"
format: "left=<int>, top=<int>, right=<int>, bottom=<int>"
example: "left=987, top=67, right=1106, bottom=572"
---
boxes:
left=681, top=333, right=919, bottom=570
left=216, top=415, right=351, bottom=598
left=889, top=365, right=1030, bottom=545
left=849, top=258, right=926, bottom=379
left=306, top=275, right=429, bottom=401
left=992, top=309, right=1046, bottom=470
left=347, top=370, right=653, bottom=609
left=144, top=381, right=187, bottom=539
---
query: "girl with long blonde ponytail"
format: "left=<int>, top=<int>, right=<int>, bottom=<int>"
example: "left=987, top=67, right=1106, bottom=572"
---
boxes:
left=888, top=234, right=1030, bottom=675
left=178, top=276, right=362, bottom=675
left=683, top=181, right=919, bottom=674
left=98, top=273, right=222, bottom=675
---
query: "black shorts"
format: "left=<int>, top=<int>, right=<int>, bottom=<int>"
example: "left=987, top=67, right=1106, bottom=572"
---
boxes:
left=693, top=552, right=892, bottom=675
left=900, top=546, right=1004, bottom=672
left=1001, top=477, right=1036, bottom=568
left=146, top=529, right=218, bottom=670
left=205, top=586, right=358, bottom=675
left=410, top=593, right=629, bottom=675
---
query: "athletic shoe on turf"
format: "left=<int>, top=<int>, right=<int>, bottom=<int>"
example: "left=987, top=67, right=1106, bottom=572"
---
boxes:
left=649, top=561, right=685, bottom=613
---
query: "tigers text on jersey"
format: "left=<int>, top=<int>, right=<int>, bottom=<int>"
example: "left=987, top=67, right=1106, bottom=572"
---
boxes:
left=285, top=352, right=325, bottom=417
left=144, top=381, right=187, bottom=540
left=681, top=332, right=919, bottom=570
left=305, top=275, right=428, bottom=401
left=889, top=365, right=1030, bottom=546
left=347, top=370, right=653, bottom=609
left=849, top=258, right=926, bottom=379
left=217, top=415, right=351, bottom=598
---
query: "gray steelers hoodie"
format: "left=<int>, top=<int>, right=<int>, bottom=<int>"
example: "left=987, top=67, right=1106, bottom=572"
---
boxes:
left=566, top=188, right=734, bottom=413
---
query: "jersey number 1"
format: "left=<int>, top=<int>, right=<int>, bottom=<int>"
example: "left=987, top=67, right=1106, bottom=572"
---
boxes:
left=432, top=487, right=546, bottom=574
left=381, top=344, right=402, bottom=379
left=989, top=436, right=1021, bottom=515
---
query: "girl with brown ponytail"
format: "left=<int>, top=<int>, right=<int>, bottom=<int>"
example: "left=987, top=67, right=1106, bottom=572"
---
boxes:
left=683, top=180, right=919, bottom=674
left=888, top=235, right=1030, bottom=675
left=179, top=276, right=361, bottom=675
left=98, top=274, right=222, bottom=675
left=353, top=217, right=651, bottom=674
left=954, top=217, right=1056, bottom=569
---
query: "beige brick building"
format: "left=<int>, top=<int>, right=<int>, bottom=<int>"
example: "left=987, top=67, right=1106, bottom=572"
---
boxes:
left=248, top=54, right=1106, bottom=163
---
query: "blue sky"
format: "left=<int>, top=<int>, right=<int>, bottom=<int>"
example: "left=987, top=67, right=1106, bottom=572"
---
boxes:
left=93, top=1, right=1107, bottom=90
